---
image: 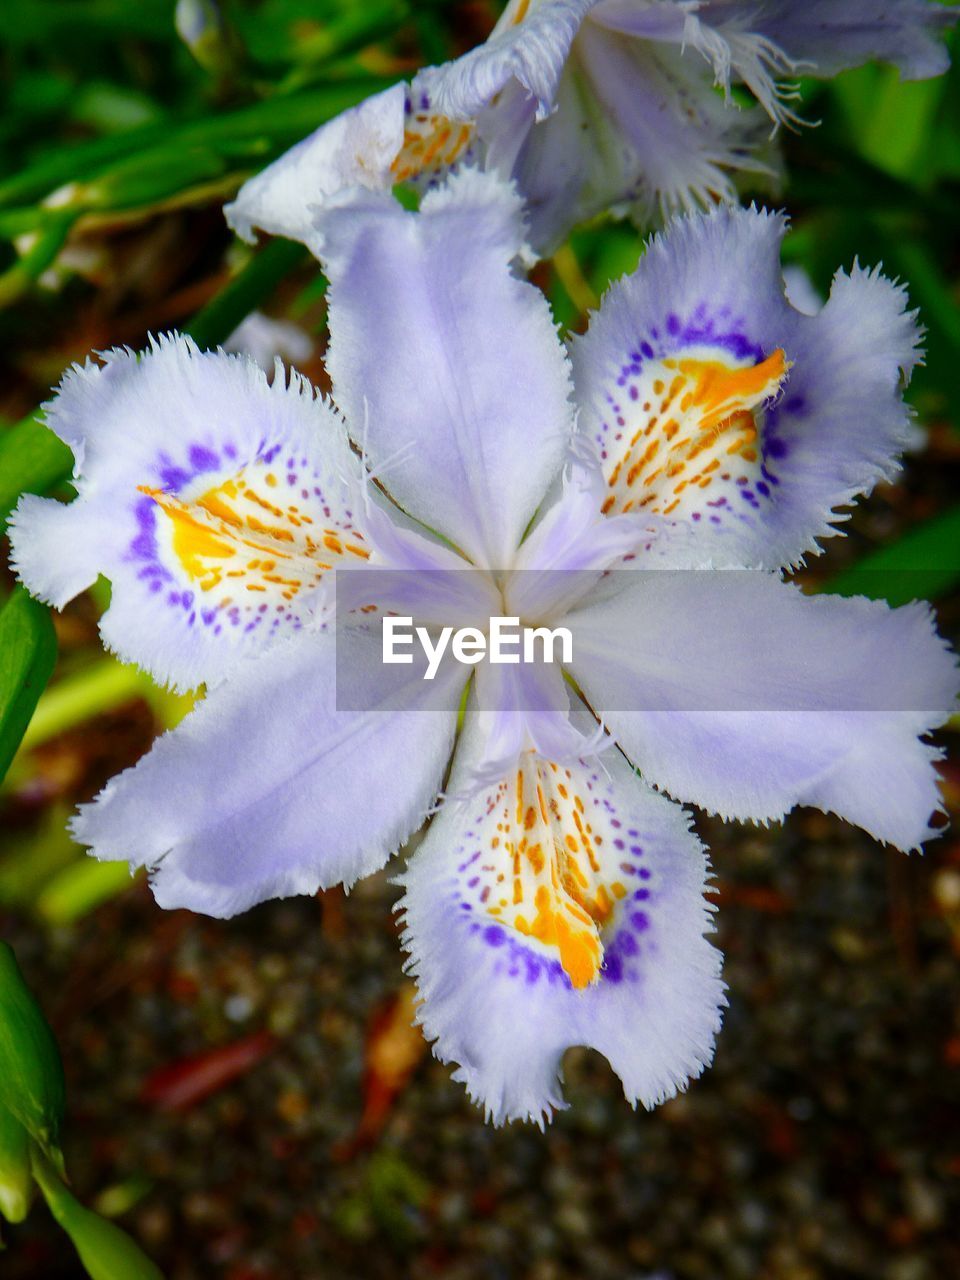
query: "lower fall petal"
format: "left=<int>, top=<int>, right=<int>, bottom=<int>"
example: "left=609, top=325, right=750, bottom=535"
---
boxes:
left=567, top=570, right=959, bottom=851
left=72, top=629, right=466, bottom=917
left=8, top=335, right=370, bottom=692
left=398, top=703, right=724, bottom=1124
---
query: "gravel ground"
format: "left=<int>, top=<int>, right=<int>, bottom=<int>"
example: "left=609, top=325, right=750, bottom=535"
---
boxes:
left=3, top=787, right=960, bottom=1280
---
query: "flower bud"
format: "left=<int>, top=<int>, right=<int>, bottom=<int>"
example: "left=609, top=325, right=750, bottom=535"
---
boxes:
left=32, top=1151, right=164, bottom=1280
left=0, top=1105, right=31, bottom=1223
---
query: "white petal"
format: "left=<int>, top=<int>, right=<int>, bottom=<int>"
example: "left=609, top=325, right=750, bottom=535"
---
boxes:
left=224, top=83, right=407, bottom=244
left=224, top=312, right=314, bottom=373
left=73, top=629, right=466, bottom=917
left=8, top=335, right=371, bottom=691
left=567, top=571, right=959, bottom=850
left=398, top=702, right=724, bottom=1123
left=316, top=167, right=574, bottom=569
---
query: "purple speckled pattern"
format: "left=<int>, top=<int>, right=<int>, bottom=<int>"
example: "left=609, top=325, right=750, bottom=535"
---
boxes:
left=572, top=205, right=924, bottom=571
left=587, top=302, right=790, bottom=539
left=399, top=712, right=723, bottom=1121
left=450, top=759, right=661, bottom=990
left=125, top=434, right=365, bottom=650
left=8, top=334, right=375, bottom=691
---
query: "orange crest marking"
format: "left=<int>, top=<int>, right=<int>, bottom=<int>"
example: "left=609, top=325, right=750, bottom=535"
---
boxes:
left=390, top=112, right=476, bottom=185
left=475, top=756, right=629, bottom=989
left=600, top=347, right=789, bottom=520
left=140, top=463, right=368, bottom=608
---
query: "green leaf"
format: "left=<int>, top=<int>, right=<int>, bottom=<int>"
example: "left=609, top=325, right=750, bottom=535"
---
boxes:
left=0, top=210, right=79, bottom=307
left=824, top=506, right=960, bottom=607
left=0, top=79, right=393, bottom=217
left=0, top=588, right=58, bottom=784
left=31, top=1149, right=165, bottom=1280
left=185, top=235, right=309, bottom=350
left=0, top=942, right=65, bottom=1163
left=36, top=861, right=141, bottom=927
left=0, top=416, right=73, bottom=527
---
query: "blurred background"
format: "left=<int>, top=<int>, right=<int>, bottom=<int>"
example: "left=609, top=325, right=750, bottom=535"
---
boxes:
left=1, top=2, right=959, bottom=1277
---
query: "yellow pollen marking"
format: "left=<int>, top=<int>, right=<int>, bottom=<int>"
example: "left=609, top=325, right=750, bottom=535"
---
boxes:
left=676, top=349, right=786, bottom=429
left=390, top=113, right=475, bottom=184
left=517, top=885, right=601, bottom=991
left=138, top=465, right=368, bottom=600
left=478, top=757, right=628, bottom=990
left=139, top=488, right=236, bottom=587
left=602, top=347, right=790, bottom=520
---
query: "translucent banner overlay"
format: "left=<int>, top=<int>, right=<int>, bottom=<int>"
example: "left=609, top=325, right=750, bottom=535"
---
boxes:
left=333, top=569, right=955, bottom=713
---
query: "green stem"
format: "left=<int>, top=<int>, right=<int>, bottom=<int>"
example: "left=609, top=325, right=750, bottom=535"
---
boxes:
left=30, top=1147, right=165, bottom=1280
left=17, top=660, right=146, bottom=752
left=0, top=211, right=79, bottom=308
left=185, top=236, right=309, bottom=349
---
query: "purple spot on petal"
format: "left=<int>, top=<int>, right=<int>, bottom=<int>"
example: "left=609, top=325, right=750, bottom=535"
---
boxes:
left=188, top=444, right=219, bottom=472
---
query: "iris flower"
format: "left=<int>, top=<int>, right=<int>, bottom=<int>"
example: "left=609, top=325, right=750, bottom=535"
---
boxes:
left=226, top=0, right=958, bottom=252
left=10, top=174, right=957, bottom=1122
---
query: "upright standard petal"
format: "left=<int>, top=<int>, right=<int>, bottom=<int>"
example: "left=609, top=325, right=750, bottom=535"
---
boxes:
left=515, top=13, right=772, bottom=246
left=418, top=0, right=594, bottom=123
left=317, top=168, right=574, bottom=569
left=398, top=704, right=724, bottom=1124
left=567, top=571, right=960, bottom=850
left=700, top=0, right=958, bottom=84
left=571, top=206, right=921, bottom=570
left=225, top=84, right=407, bottom=245
left=72, top=629, right=466, bottom=917
left=9, top=335, right=371, bottom=691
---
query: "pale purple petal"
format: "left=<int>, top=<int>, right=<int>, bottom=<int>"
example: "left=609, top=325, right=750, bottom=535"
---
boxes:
left=72, top=629, right=466, bottom=917
left=567, top=571, right=959, bottom=850
left=592, top=0, right=956, bottom=126
left=398, top=704, right=724, bottom=1124
left=505, top=451, right=642, bottom=620
left=8, top=335, right=370, bottom=691
left=571, top=205, right=921, bottom=571
left=224, top=83, right=406, bottom=245
left=703, top=0, right=958, bottom=82
left=420, top=0, right=595, bottom=122
left=315, top=168, right=574, bottom=569
left=471, top=656, right=591, bottom=780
